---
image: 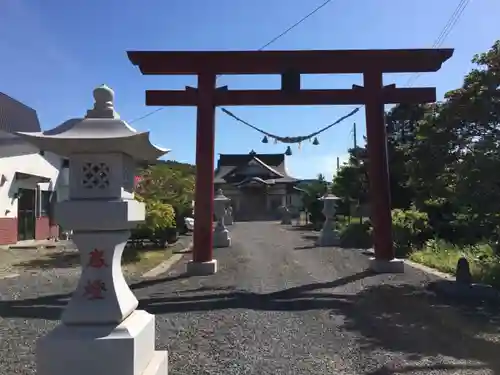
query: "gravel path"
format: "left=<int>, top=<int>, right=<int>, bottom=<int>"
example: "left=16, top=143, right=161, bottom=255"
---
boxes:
left=1, top=222, right=500, bottom=374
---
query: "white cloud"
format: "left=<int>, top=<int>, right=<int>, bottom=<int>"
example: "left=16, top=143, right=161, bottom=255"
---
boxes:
left=286, top=152, right=350, bottom=180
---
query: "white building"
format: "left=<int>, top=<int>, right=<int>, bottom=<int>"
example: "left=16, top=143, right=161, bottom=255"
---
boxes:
left=0, top=93, right=69, bottom=244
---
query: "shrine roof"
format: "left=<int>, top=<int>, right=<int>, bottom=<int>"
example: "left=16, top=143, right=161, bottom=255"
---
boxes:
left=234, top=177, right=274, bottom=187
left=214, top=152, right=297, bottom=184
left=0, top=92, right=42, bottom=133
left=218, top=153, right=285, bottom=167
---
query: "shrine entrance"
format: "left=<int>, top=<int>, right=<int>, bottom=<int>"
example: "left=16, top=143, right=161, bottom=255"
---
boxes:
left=237, top=186, right=269, bottom=222
left=128, top=48, right=453, bottom=274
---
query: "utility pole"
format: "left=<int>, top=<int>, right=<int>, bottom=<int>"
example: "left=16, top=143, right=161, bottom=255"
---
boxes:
left=336, top=156, right=340, bottom=173
left=353, top=122, right=358, bottom=149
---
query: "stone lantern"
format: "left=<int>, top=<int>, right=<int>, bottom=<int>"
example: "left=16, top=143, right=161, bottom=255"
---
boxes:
left=317, top=194, right=341, bottom=246
left=213, top=189, right=231, bottom=247
left=280, top=205, right=292, bottom=225
left=15, top=85, right=169, bottom=375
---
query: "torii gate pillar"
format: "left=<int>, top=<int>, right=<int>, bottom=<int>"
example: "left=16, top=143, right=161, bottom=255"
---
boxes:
left=188, top=73, right=218, bottom=275
left=363, top=71, right=400, bottom=272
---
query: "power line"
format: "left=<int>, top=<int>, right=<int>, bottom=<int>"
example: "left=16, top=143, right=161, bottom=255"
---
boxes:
left=405, top=0, right=470, bottom=87
left=219, top=0, right=471, bottom=140
left=217, top=0, right=471, bottom=145
left=129, top=108, right=164, bottom=124
left=255, top=0, right=335, bottom=52
left=130, top=0, right=470, bottom=142
left=129, top=0, right=335, bottom=124
left=434, top=0, right=469, bottom=47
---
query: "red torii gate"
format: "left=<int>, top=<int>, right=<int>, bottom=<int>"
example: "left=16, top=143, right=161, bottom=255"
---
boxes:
left=127, top=48, right=453, bottom=275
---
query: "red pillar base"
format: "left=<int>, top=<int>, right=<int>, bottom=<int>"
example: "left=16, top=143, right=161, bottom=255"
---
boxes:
left=186, top=259, right=218, bottom=276
left=368, top=257, right=404, bottom=273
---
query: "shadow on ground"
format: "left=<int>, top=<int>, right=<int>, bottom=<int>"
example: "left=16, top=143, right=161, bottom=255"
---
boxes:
left=282, top=224, right=318, bottom=232
left=301, top=234, right=319, bottom=241
left=364, top=363, right=486, bottom=374
left=14, top=252, right=81, bottom=269
left=0, top=273, right=191, bottom=320
left=1, top=271, right=500, bottom=372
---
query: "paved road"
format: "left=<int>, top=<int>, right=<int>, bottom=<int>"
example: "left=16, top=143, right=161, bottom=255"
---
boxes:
left=0, top=222, right=499, bottom=374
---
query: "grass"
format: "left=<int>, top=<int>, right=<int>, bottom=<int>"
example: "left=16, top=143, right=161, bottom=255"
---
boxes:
left=336, top=215, right=369, bottom=224
left=409, top=239, right=500, bottom=288
left=122, top=247, right=175, bottom=275
left=14, top=239, right=189, bottom=276
left=122, top=239, right=190, bottom=275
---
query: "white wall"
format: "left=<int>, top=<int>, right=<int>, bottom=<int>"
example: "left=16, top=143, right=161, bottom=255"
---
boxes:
left=0, top=141, right=65, bottom=219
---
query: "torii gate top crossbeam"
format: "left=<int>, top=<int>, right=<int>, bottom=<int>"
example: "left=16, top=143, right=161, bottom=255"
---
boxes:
left=127, top=48, right=453, bottom=75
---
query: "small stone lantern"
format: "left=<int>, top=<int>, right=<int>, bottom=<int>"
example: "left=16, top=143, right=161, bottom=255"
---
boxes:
left=280, top=205, right=292, bottom=225
left=16, top=85, right=169, bottom=375
left=317, top=194, right=341, bottom=246
left=225, top=203, right=234, bottom=226
left=213, top=189, right=231, bottom=247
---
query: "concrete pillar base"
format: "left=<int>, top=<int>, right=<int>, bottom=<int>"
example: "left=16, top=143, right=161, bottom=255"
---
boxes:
left=369, top=257, right=405, bottom=273
left=186, top=259, right=218, bottom=276
left=37, top=310, right=168, bottom=375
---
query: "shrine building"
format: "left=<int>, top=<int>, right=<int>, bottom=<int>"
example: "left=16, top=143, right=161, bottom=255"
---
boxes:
left=214, top=150, right=303, bottom=221
left=0, top=92, right=69, bottom=244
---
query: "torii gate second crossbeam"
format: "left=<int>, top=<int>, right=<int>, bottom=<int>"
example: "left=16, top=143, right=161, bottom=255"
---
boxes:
left=127, top=48, right=453, bottom=275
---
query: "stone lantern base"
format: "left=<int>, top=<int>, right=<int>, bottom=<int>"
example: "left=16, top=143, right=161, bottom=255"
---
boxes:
left=316, top=229, right=340, bottom=247
left=213, top=227, right=231, bottom=248
left=37, top=310, right=168, bottom=375
left=281, top=217, right=292, bottom=225
left=224, top=214, right=234, bottom=226
left=368, top=257, right=405, bottom=273
left=316, top=216, right=340, bottom=247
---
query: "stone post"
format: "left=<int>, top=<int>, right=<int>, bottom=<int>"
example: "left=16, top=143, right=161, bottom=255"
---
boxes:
left=213, top=189, right=231, bottom=247
left=281, top=205, right=292, bottom=225
left=16, top=85, right=169, bottom=375
left=225, top=204, right=234, bottom=225
left=317, top=194, right=340, bottom=246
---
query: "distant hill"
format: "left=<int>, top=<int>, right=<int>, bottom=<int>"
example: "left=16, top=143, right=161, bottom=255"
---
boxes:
left=161, top=160, right=196, bottom=175
left=138, top=159, right=195, bottom=175
left=296, top=179, right=332, bottom=187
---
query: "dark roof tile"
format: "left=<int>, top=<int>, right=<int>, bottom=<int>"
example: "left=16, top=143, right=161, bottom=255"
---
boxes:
left=0, top=93, right=42, bottom=133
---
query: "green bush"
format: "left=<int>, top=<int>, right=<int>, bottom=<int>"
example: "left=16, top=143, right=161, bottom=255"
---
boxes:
left=392, top=208, right=430, bottom=257
left=132, top=195, right=176, bottom=244
left=410, top=239, right=500, bottom=288
left=142, top=199, right=176, bottom=231
left=339, top=221, right=372, bottom=249
left=307, top=198, right=325, bottom=226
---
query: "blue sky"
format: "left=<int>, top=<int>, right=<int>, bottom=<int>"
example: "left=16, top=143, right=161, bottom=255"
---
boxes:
left=1, top=0, right=498, bottom=179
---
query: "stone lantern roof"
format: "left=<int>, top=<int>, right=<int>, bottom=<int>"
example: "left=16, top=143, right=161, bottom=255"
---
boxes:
left=14, top=85, right=169, bottom=161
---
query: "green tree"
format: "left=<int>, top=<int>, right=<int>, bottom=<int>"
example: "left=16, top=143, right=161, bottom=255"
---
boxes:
left=135, top=162, right=195, bottom=217
left=331, top=146, right=369, bottom=216
left=333, top=40, right=500, bottom=245
left=301, top=174, right=328, bottom=225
